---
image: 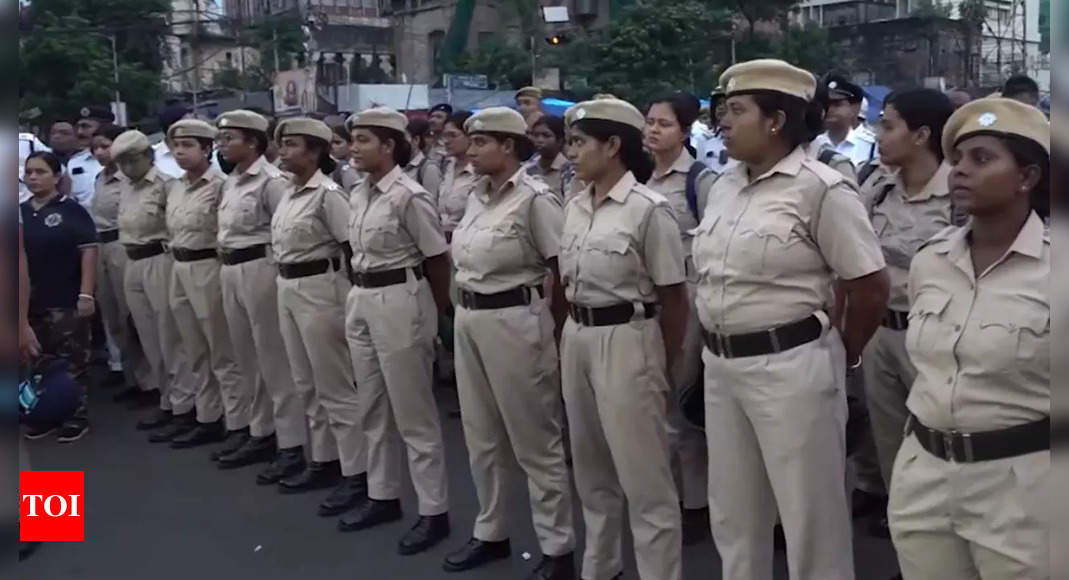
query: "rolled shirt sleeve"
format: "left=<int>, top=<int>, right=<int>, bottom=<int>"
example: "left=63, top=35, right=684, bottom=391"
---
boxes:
left=814, top=184, right=886, bottom=280
left=642, top=204, right=687, bottom=287
left=403, top=192, right=449, bottom=259
left=529, top=192, right=564, bottom=260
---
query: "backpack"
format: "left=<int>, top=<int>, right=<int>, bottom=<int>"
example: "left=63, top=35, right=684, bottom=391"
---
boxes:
left=684, top=161, right=707, bottom=221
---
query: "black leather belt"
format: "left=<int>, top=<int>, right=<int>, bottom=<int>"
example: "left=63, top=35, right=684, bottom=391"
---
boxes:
left=171, top=247, right=218, bottom=262
left=125, top=242, right=166, bottom=261
left=99, top=229, right=119, bottom=243
left=703, top=314, right=822, bottom=359
left=350, top=266, right=423, bottom=288
left=568, top=302, right=656, bottom=327
left=882, top=309, right=909, bottom=331
left=219, top=244, right=267, bottom=266
left=458, top=286, right=543, bottom=310
left=906, top=414, right=1050, bottom=463
left=278, top=257, right=341, bottom=280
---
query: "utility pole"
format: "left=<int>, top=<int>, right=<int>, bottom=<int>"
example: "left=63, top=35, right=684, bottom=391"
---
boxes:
left=109, top=34, right=121, bottom=116
left=191, top=0, right=201, bottom=113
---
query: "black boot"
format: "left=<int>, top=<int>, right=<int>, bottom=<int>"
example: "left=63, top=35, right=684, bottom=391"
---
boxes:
left=317, top=473, right=369, bottom=516
left=252, top=444, right=303, bottom=483
left=218, top=434, right=278, bottom=470
left=170, top=419, right=225, bottom=449
left=136, top=409, right=172, bottom=431
left=525, top=552, right=576, bottom=580
left=682, top=506, right=710, bottom=546
left=112, top=385, right=142, bottom=403
left=127, top=389, right=161, bottom=410
left=148, top=412, right=195, bottom=443
left=210, top=428, right=250, bottom=461
left=277, top=459, right=341, bottom=494
left=338, top=498, right=403, bottom=532
left=442, top=538, right=511, bottom=572
left=398, top=513, right=450, bottom=555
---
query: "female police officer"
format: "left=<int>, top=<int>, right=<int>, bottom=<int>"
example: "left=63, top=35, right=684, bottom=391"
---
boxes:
left=889, top=98, right=1050, bottom=580
left=271, top=118, right=368, bottom=515
left=337, top=108, right=453, bottom=555
left=691, top=60, right=889, bottom=580
left=559, top=98, right=689, bottom=580
left=441, top=107, right=575, bottom=579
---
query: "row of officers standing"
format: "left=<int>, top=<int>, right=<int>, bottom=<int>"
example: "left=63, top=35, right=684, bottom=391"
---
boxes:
left=86, top=58, right=1048, bottom=580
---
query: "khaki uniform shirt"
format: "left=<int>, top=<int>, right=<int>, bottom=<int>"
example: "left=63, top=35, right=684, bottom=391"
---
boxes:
left=404, top=151, right=444, bottom=206
left=906, top=212, right=1049, bottom=433
left=560, top=171, right=686, bottom=307
left=440, top=158, right=479, bottom=233
left=525, top=152, right=574, bottom=201
left=166, top=167, right=226, bottom=250
left=862, top=163, right=953, bottom=312
left=452, top=168, right=563, bottom=294
left=331, top=161, right=362, bottom=195
left=645, top=149, right=718, bottom=262
left=118, top=167, right=171, bottom=245
left=348, top=165, right=448, bottom=273
left=91, top=169, right=125, bottom=232
left=270, top=171, right=350, bottom=264
left=692, top=146, right=885, bottom=335
left=804, top=141, right=857, bottom=182
left=218, top=156, right=289, bottom=250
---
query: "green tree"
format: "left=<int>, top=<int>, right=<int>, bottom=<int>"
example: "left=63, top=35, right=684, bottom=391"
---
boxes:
left=704, top=0, right=796, bottom=41
left=910, top=0, right=953, bottom=18
left=450, top=35, right=532, bottom=90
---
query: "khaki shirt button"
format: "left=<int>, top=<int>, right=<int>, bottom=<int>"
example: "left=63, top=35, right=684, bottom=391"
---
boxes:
left=946, top=377, right=953, bottom=385
left=954, top=324, right=961, bottom=332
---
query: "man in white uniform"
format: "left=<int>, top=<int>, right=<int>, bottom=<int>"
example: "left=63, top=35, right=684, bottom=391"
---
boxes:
left=817, top=75, right=879, bottom=168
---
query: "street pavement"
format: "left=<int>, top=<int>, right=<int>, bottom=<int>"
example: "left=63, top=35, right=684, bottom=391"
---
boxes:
left=21, top=380, right=900, bottom=579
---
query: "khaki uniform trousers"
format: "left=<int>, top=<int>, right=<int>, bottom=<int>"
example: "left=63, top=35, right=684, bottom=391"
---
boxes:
left=561, top=316, right=681, bottom=580
left=454, top=296, right=574, bottom=556
left=889, top=435, right=1049, bottom=580
left=124, top=252, right=193, bottom=413
left=862, top=325, right=916, bottom=487
left=170, top=258, right=247, bottom=427
left=345, top=274, right=449, bottom=516
left=220, top=256, right=306, bottom=446
left=277, top=268, right=365, bottom=476
left=702, top=322, right=854, bottom=580
left=667, top=281, right=708, bottom=510
left=97, top=240, right=151, bottom=388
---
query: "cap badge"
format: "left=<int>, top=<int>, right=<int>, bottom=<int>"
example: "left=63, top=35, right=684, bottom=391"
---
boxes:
left=575, top=108, right=587, bottom=120
left=828, top=81, right=838, bottom=90
left=471, top=119, right=484, bottom=130
left=80, top=107, right=90, bottom=117
left=220, top=118, right=230, bottom=127
left=727, top=78, right=737, bottom=91
left=978, top=112, right=997, bottom=127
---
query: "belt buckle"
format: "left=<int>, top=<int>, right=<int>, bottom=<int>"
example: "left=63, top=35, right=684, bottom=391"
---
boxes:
left=768, top=327, right=782, bottom=353
left=942, top=430, right=974, bottom=463
left=579, top=306, right=593, bottom=326
left=460, top=291, right=473, bottom=309
left=716, top=333, right=732, bottom=358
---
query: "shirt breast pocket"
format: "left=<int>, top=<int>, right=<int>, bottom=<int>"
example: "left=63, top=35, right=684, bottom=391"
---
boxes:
left=744, top=221, right=807, bottom=276
left=583, top=233, right=634, bottom=293
left=1014, top=312, right=1050, bottom=367
left=690, top=215, right=721, bottom=277
left=239, top=196, right=261, bottom=228
left=472, top=222, right=525, bottom=273
left=906, top=291, right=951, bottom=353
left=363, top=220, right=401, bottom=254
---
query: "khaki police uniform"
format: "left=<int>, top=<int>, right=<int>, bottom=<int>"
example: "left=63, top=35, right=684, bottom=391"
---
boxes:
left=164, top=121, right=247, bottom=431
left=692, top=60, right=886, bottom=580
left=524, top=152, right=574, bottom=201
left=92, top=168, right=151, bottom=390
left=889, top=98, right=1051, bottom=580
left=859, top=163, right=953, bottom=486
left=216, top=110, right=306, bottom=448
left=404, top=150, right=444, bottom=206
left=271, top=119, right=365, bottom=476
left=113, top=131, right=194, bottom=415
left=440, top=158, right=479, bottom=237
left=344, top=108, right=451, bottom=515
left=560, top=95, right=686, bottom=580
left=645, top=148, right=716, bottom=512
left=449, top=108, right=575, bottom=555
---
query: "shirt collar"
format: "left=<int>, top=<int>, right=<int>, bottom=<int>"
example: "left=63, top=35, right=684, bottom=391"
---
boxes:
left=98, top=169, right=123, bottom=185
left=943, top=210, right=1047, bottom=266
left=900, top=162, right=952, bottom=202
left=550, top=153, right=569, bottom=171
left=294, top=170, right=329, bottom=195
left=183, top=166, right=224, bottom=188
left=475, top=167, right=525, bottom=203
left=607, top=171, right=638, bottom=203
left=372, top=165, right=405, bottom=195
left=407, top=151, right=426, bottom=169
left=656, top=149, right=695, bottom=179
left=133, top=167, right=161, bottom=185
left=242, top=155, right=269, bottom=178
left=727, top=145, right=806, bottom=185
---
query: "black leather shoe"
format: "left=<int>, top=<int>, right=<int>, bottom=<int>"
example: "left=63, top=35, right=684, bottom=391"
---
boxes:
left=112, top=385, right=142, bottom=403
left=210, top=428, right=250, bottom=461
left=278, top=460, right=341, bottom=494
left=338, top=498, right=403, bottom=532
left=443, top=538, right=511, bottom=572
left=127, top=389, right=161, bottom=410
left=148, top=412, right=195, bottom=443
left=100, top=370, right=126, bottom=389
left=525, top=552, right=576, bottom=580
left=253, top=444, right=303, bottom=483
left=318, top=473, right=368, bottom=516
left=851, top=489, right=887, bottom=519
left=682, top=506, right=710, bottom=546
left=136, top=409, right=172, bottom=431
left=399, top=513, right=450, bottom=555
left=219, top=434, right=278, bottom=470
left=170, top=420, right=225, bottom=449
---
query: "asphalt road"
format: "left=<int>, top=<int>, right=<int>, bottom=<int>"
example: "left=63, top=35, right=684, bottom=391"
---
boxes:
left=21, top=380, right=900, bottom=580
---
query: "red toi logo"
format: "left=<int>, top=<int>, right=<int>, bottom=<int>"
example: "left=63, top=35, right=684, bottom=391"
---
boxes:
left=20, top=471, right=84, bottom=541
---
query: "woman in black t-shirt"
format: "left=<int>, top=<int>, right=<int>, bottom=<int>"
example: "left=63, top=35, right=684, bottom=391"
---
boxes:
left=19, top=151, right=99, bottom=443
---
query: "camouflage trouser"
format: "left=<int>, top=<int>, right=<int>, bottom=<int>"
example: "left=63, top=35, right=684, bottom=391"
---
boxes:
left=29, top=307, right=90, bottom=420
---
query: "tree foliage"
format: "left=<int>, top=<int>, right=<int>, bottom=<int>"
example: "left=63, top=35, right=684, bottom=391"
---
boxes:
left=450, top=35, right=532, bottom=91
left=910, top=0, right=953, bottom=19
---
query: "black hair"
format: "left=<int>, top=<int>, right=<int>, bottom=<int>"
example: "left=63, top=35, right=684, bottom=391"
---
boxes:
left=406, top=118, right=432, bottom=152
left=648, top=92, right=701, bottom=157
left=25, top=151, right=62, bottom=175
left=192, top=137, right=215, bottom=154
left=883, top=88, right=955, bottom=162
left=237, top=128, right=269, bottom=155
left=1000, top=134, right=1050, bottom=219
left=571, top=118, right=654, bottom=183
left=747, top=90, right=817, bottom=151
left=93, top=123, right=126, bottom=142
left=474, top=132, right=537, bottom=163
left=531, top=115, right=565, bottom=141
left=331, top=124, right=351, bottom=143
left=296, top=136, right=337, bottom=175
left=366, top=126, right=414, bottom=168
left=446, top=111, right=473, bottom=133
left=1002, top=75, right=1039, bottom=99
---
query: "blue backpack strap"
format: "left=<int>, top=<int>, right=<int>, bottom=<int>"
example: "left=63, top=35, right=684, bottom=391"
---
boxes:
left=685, top=161, right=705, bottom=221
